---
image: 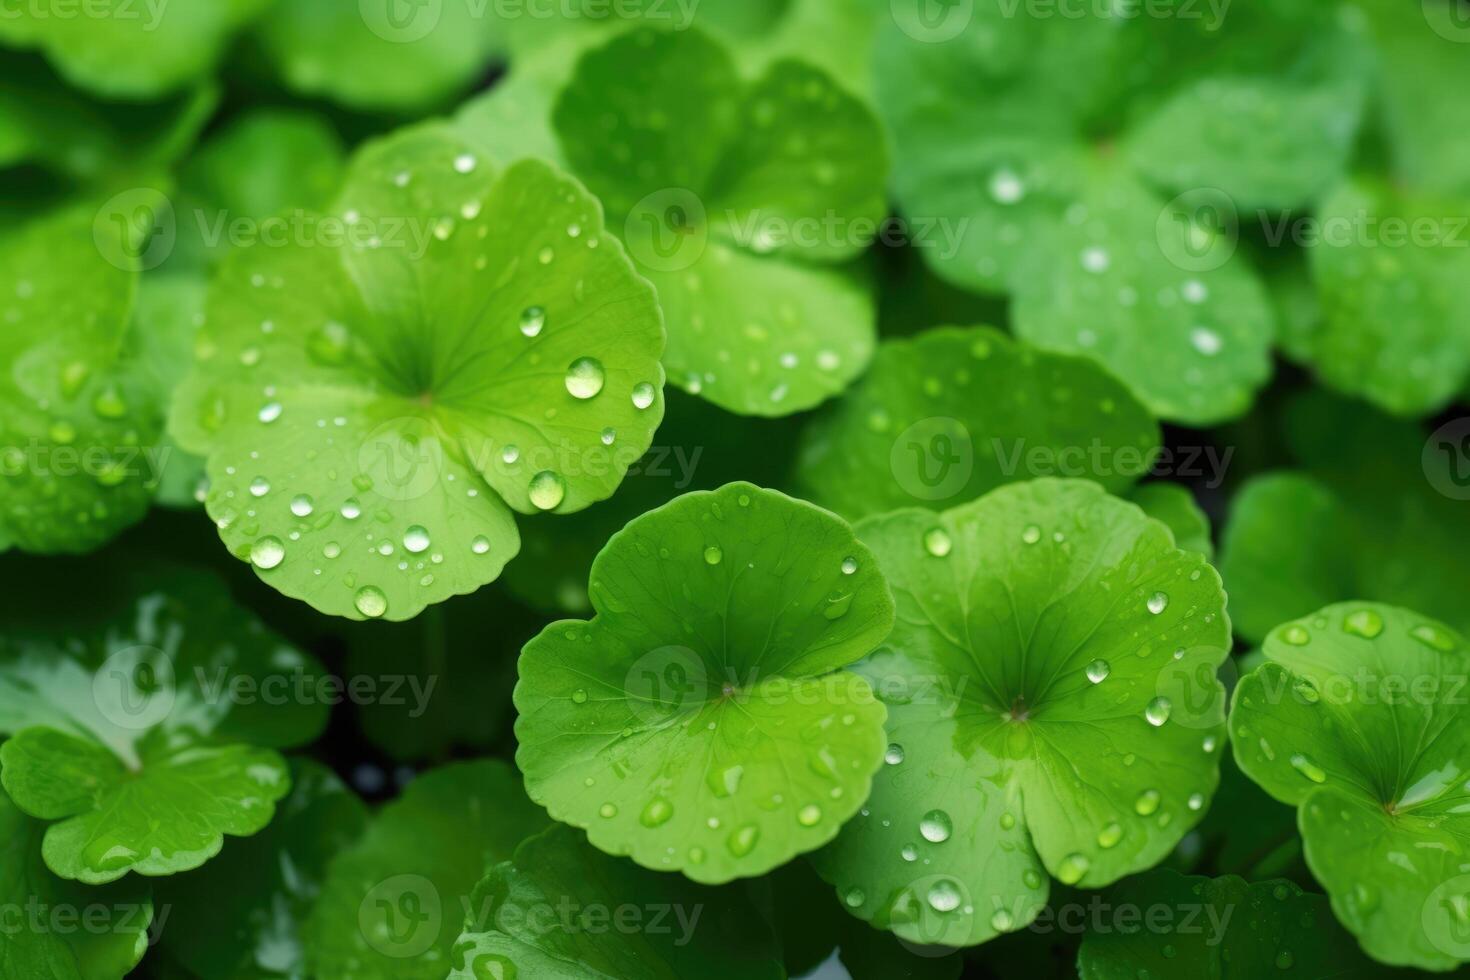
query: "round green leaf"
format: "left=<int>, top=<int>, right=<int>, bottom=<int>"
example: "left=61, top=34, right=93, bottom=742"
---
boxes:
left=0, top=567, right=327, bottom=883
left=795, top=326, right=1161, bottom=520
left=514, top=482, right=895, bottom=883
left=1305, top=177, right=1470, bottom=417
left=812, top=478, right=1230, bottom=948
left=1231, top=602, right=1470, bottom=971
left=0, top=784, right=153, bottom=979
left=448, top=824, right=784, bottom=979
left=159, top=759, right=367, bottom=980
left=306, top=760, right=550, bottom=980
left=1077, top=870, right=1400, bottom=978
left=0, top=0, right=270, bottom=99
left=552, top=26, right=887, bottom=415
left=0, top=201, right=166, bottom=553
left=169, top=123, right=667, bottom=621
left=255, top=0, right=503, bottom=111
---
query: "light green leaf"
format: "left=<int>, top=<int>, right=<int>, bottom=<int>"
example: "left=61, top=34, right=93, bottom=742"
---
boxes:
left=0, top=0, right=270, bottom=99
left=255, top=0, right=503, bottom=111
left=0, top=567, right=326, bottom=883
left=306, top=760, right=550, bottom=980
left=515, top=482, right=894, bottom=883
left=1231, top=603, right=1470, bottom=971
left=169, top=123, right=666, bottom=621
left=551, top=26, right=887, bottom=415
left=127, top=275, right=209, bottom=508
left=1128, top=483, right=1213, bottom=560
left=0, top=784, right=152, bottom=979
left=1077, top=871, right=1400, bottom=978
left=813, top=478, right=1230, bottom=948
left=1304, top=177, right=1470, bottom=416
left=448, top=824, right=784, bottom=979
left=796, top=326, right=1160, bottom=520
left=0, top=201, right=167, bottom=553
left=160, top=759, right=368, bottom=980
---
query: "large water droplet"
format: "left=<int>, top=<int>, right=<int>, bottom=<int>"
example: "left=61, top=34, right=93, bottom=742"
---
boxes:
left=564, top=357, right=606, bottom=399
left=249, top=477, right=271, bottom=498
left=1147, top=591, right=1169, bottom=615
left=1097, top=822, right=1123, bottom=848
left=1290, top=753, right=1327, bottom=784
left=1056, top=853, right=1090, bottom=885
left=1282, top=625, right=1311, bottom=646
left=529, top=471, right=566, bottom=510
left=919, top=809, right=952, bottom=843
left=631, top=382, right=656, bottom=410
left=797, top=804, right=822, bottom=827
left=727, top=824, right=759, bottom=857
left=703, top=545, right=723, bottom=566
left=923, top=528, right=952, bottom=557
left=403, top=525, right=431, bottom=553
left=1145, top=696, right=1172, bottom=727
left=250, top=536, right=285, bottom=570
left=926, top=879, right=962, bottom=912
left=640, top=798, right=673, bottom=827
left=1135, top=789, right=1161, bottom=815
left=471, top=535, right=491, bottom=555
left=519, top=306, right=546, bottom=338
left=354, top=586, right=388, bottom=619
left=1086, top=659, right=1111, bottom=684
left=1343, top=609, right=1384, bottom=639
left=340, top=498, right=362, bottom=520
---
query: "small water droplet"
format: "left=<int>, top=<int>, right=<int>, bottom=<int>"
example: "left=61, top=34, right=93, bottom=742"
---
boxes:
left=727, top=824, right=759, bottom=857
left=990, top=908, right=1014, bottom=931
left=1135, top=789, right=1161, bottom=815
left=640, top=798, right=673, bottom=827
left=258, top=402, right=283, bottom=424
left=844, top=887, right=865, bottom=908
left=1147, top=591, right=1169, bottom=615
left=1282, top=625, right=1311, bottom=646
left=1290, top=753, right=1327, bottom=784
left=403, top=525, right=431, bottom=553
left=1056, top=853, right=1090, bottom=885
left=797, top=804, right=822, bottom=827
left=340, top=498, right=362, bottom=520
left=472, top=535, right=491, bottom=555
left=926, top=879, right=962, bottom=912
left=599, top=802, right=617, bottom=818
left=703, top=545, right=723, bottom=566
left=290, top=494, right=314, bottom=517
left=453, top=153, right=477, bottom=174
left=631, top=382, right=656, bottom=410
left=884, top=743, right=905, bottom=766
left=1086, top=659, right=1111, bottom=684
left=1022, top=524, right=1042, bottom=544
left=249, top=477, right=271, bottom=498
left=1343, top=609, right=1384, bottom=639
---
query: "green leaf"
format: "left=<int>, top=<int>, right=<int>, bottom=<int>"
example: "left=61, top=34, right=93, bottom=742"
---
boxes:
left=159, top=759, right=368, bottom=980
left=1303, top=177, right=1470, bottom=416
left=1128, top=483, right=1213, bottom=560
left=174, top=109, right=347, bottom=270
left=0, top=53, right=217, bottom=181
left=1230, top=602, right=1470, bottom=971
left=1077, top=870, right=1400, bottom=978
left=0, top=201, right=167, bottom=553
left=169, top=123, right=667, bottom=621
left=552, top=26, right=887, bottom=415
left=0, top=784, right=153, bottom=979
left=0, top=0, right=270, bottom=99
left=128, top=275, right=209, bottom=508
left=448, top=823, right=784, bottom=979
left=255, top=0, right=503, bottom=111
left=812, top=478, right=1230, bottom=948
left=1010, top=167, right=1276, bottom=426
left=515, top=482, right=894, bottom=883
left=1173, top=751, right=1302, bottom=882
left=0, top=567, right=326, bottom=882
left=795, top=326, right=1160, bottom=520
left=306, top=760, right=550, bottom=980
